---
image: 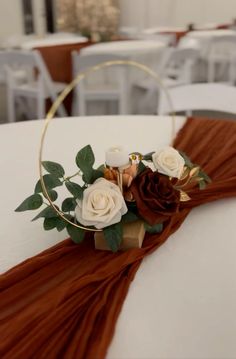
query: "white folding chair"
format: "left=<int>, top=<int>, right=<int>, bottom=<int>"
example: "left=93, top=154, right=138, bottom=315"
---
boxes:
left=134, top=47, right=200, bottom=114
left=206, top=36, right=236, bottom=83
left=136, top=47, right=200, bottom=91
left=0, top=50, right=67, bottom=122
left=72, top=52, right=129, bottom=116
left=158, top=83, right=236, bottom=116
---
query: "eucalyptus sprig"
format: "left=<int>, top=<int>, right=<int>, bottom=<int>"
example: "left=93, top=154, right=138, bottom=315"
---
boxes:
left=15, top=145, right=105, bottom=245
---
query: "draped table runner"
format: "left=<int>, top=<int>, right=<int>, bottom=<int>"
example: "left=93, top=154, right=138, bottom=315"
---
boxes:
left=1, top=117, right=236, bottom=358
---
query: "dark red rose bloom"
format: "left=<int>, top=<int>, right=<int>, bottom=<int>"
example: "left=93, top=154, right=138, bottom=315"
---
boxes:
left=130, top=168, right=180, bottom=225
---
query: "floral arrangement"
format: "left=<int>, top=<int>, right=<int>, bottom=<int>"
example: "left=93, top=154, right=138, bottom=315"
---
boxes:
left=56, top=0, right=120, bottom=42
left=16, top=145, right=210, bottom=252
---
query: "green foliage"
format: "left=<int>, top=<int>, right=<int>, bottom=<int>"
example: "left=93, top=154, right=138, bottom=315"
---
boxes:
left=32, top=206, right=58, bottom=221
left=143, top=151, right=155, bottom=161
left=76, top=145, right=95, bottom=180
left=104, top=223, right=123, bottom=252
left=34, top=174, right=62, bottom=193
left=42, top=161, right=65, bottom=178
left=75, top=145, right=103, bottom=184
left=65, top=181, right=83, bottom=199
left=144, top=222, right=163, bottom=234
left=137, top=161, right=146, bottom=175
left=47, top=190, right=58, bottom=202
left=199, top=170, right=211, bottom=183
left=199, top=180, right=206, bottom=190
left=179, top=151, right=194, bottom=169
left=62, top=198, right=76, bottom=212
left=121, top=211, right=138, bottom=224
left=66, top=223, right=85, bottom=243
left=43, top=217, right=59, bottom=231
left=15, top=194, right=43, bottom=212
left=56, top=218, right=67, bottom=232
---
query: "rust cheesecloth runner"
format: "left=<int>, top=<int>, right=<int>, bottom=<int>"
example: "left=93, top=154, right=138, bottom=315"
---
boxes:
left=0, top=117, right=236, bottom=359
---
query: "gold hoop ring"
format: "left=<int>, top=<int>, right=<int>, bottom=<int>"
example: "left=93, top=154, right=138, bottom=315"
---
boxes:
left=39, top=60, right=176, bottom=232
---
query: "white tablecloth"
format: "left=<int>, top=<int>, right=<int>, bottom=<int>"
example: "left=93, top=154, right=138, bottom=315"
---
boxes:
left=81, top=40, right=166, bottom=56
left=1, top=115, right=236, bottom=359
left=142, top=27, right=186, bottom=35
left=1, top=33, right=88, bottom=50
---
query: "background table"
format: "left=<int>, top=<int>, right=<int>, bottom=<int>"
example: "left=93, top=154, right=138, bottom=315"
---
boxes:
left=185, top=29, right=236, bottom=56
left=20, top=34, right=88, bottom=50
left=1, top=115, right=236, bottom=358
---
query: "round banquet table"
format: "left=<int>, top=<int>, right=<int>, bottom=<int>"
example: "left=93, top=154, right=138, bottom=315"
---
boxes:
left=80, top=40, right=166, bottom=56
left=20, top=34, right=88, bottom=50
left=142, top=26, right=186, bottom=35
left=0, top=115, right=236, bottom=359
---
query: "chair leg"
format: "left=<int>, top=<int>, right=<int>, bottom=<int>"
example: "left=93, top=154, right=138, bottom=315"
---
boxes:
left=78, top=96, right=86, bottom=116
left=37, top=97, right=45, bottom=119
left=207, top=60, right=215, bottom=82
left=7, top=89, right=16, bottom=123
left=119, top=95, right=129, bottom=115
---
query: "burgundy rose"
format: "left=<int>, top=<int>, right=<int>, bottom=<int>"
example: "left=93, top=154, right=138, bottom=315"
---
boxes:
left=130, top=168, right=180, bottom=225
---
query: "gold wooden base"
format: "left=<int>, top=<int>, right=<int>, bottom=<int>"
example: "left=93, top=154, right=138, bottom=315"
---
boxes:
left=94, top=220, right=145, bottom=251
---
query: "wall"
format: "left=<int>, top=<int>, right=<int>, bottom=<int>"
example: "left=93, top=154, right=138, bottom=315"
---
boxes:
left=0, top=0, right=47, bottom=44
left=119, top=0, right=236, bottom=30
left=0, top=0, right=24, bottom=42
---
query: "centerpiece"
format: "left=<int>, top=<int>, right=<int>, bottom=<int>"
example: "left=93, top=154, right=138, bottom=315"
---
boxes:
left=15, top=60, right=210, bottom=252
left=16, top=144, right=210, bottom=252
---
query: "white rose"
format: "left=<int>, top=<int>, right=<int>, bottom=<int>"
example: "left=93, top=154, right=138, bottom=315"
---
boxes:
left=152, top=147, right=185, bottom=179
left=75, top=178, right=127, bottom=229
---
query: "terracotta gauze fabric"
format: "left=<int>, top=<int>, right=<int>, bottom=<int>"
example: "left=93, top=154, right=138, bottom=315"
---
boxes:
left=0, top=117, right=236, bottom=359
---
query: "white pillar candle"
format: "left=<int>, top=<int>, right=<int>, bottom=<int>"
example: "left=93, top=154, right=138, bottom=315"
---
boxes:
left=105, top=146, right=130, bottom=168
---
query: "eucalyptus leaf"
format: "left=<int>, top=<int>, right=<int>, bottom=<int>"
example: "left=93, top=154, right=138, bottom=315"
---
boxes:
left=143, top=151, right=155, bottom=161
left=34, top=174, right=62, bottom=193
left=67, top=224, right=85, bottom=243
left=75, top=145, right=95, bottom=174
left=145, top=222, right=163, bottom=234
left=199, top=180, right=206, bottom=190
left=82, top=168, right=103, bottom=184
left=43, top=217, right=59, bottom=231
left=56, top=218, right=67, bottom=232
left=199, top=171, right=211, bottom=183
left=97, top=164, right=105, bottom=172
left=42, top=161, right=65, bottom=178
left=32, top=206, right=58, bottom=221
left=46, top=190, right=58, bottom=202
left=62, top=197, right=76, bottom=212
left=137, top=161, right=146, bottom=175
left=104, top=223, right=123, bottom=252
left=178, top=151, right=194, bottom=169
left=82, top=169, right=93, bottom=184
left=65, top=181, right=83, bottom=199
left=15, top=194, right=43, bottom=212
left=90, top=169, right=104, bottom=183
left=121, top=211, right=138, bottom=224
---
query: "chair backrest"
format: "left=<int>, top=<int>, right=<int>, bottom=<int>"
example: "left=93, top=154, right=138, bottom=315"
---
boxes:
left=208, top=35, right=236, bottom=58
left=158, top=83, right=236, bottom=115
left=71, top=52, right=130, bottom=116
left=160, top=47, right=199, bottom=83
left=0, top=50, right=67, bottom=117
left=206, top=36, right=236, bottom=82
left=72, top=52, right=129, bottom=89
